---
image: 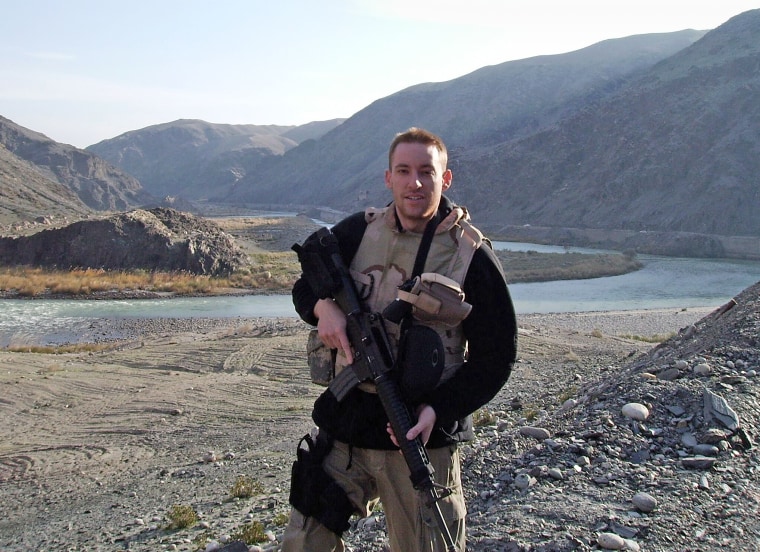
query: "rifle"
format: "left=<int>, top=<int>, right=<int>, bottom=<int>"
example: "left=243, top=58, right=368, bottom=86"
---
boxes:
left=293, top=227, right=458, bottom=551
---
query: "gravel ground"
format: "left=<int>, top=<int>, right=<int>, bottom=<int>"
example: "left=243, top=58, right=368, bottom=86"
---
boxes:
left=1, top=295, right=758, bottom=552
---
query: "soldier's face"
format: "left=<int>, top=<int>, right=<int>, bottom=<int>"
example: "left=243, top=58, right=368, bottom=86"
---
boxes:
left=385, top=142, right=451, bottom=233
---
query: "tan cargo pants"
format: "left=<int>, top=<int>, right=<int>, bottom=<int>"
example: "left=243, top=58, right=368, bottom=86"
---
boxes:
left=281, top=440, right=466, bottom=552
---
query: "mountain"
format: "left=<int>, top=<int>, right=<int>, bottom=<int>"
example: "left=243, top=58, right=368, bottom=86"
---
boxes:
left=4, top=11, right=760, bottom=259
left=0, top=116, right=153, bottom=219
left=86, top=118, right=345, bottom=200
left=0, top=143, right=92, bottom=229
left=222, top=30, right=707, bottom=211
left=454, top=9, right=760, bottom=241
left=216, top=10, right=759, bottom=257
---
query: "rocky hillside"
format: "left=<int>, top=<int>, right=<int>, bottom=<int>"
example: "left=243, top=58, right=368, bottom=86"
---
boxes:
left=455, top=9, right=760, bottom=240
left=221, top=11, right=759, bottom=248
left=217, top=10, right=753, bottom=253
left=453, top=282, right=760, bottom=551
left=82, top=31, right=702, bottom=214
left=0, top=143, right=91, bottom=229
left=86, top=118, right=345, bottom=200
left=0, top=208, right=248, bottom=276
left=222, top=30, right=705, bottom=213
left=0, top=116, right=154, bottom=214
left=4, top=12, right=760, bottom=260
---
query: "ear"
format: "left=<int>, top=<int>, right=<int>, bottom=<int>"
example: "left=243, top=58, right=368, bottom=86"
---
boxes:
left=442, top=169, right=452, bottom=191
left=385, top=169, right=393, bottom=189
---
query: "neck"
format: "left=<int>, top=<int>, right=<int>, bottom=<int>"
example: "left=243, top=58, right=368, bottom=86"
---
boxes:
left=394, top=207, right=438, bottom=234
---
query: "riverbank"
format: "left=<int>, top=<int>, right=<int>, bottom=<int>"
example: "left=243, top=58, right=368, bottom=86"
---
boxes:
left=3, top=304, right=746, bottom=552
left=0, top=215, right=646, bottom=300
left=0, top=248, right=642, bottom=300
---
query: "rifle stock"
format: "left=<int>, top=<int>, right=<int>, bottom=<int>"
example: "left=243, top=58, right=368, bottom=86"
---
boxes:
left=293, top=228, right=458, bottom=551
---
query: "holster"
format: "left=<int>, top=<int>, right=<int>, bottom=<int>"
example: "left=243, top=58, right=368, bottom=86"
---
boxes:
left=396, top=272, right=472, bottom=327
left=288, top=431, right=355, bottom=535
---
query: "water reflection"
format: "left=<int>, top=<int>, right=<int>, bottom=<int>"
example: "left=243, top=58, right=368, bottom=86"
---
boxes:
left=1, top=245, right=759, bottom=346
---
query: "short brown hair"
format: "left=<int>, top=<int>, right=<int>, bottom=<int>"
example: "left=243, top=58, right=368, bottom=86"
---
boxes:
left=388, top=127, right=448, bottom=171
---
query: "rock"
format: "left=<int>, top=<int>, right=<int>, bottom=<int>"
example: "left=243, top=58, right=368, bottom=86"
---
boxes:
left=694, top=363, right=712, bottom=376
left=692, top=444, right=719, bottom=456
left=598, top=532, right=626, bottom=550
left=0, top=208, right=249, bottom=276
left=514, top=473, right=535, bottom=490
left=681, top=432, right=698, bottom=447
left=202, top=451, right=217, bottom=463
left=631, top=492, right=657, bottom=513
left=621, top=403, right=649, bottom=421
left=518, top=426, right=551, bottom=441
left=560, top=398, right=577, bottom=411
left=623, top=539, right=641, bottom=551
left=701, top=428, right=727, bottom=444
left=682, top=456, right=718, bottom=470
left=703, top=389, right=740, bottom=431
left=658, top=368, right=681, bottom=381
left=665, top=405, right=686, bottom=416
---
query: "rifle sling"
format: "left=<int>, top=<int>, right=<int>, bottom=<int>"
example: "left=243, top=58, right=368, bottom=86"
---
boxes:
left=412, top=212, right=440, bottom=280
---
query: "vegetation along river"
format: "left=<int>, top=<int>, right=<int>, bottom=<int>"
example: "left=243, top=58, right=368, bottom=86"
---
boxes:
left=1, top=243, right=760, bottom=347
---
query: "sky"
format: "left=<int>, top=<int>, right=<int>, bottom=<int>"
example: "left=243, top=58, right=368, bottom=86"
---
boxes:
left=1, top=1, right=758, bottom=149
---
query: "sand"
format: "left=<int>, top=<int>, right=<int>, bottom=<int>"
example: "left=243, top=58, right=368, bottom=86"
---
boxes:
left=0, top=307, right=712, bottom=551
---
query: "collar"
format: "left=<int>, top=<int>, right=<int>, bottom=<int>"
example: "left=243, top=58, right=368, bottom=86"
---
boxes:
left=386, top=195, right=460, bottom=233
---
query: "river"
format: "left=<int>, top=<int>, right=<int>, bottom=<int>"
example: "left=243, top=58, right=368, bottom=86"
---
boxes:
left=1, top=242, right=759, bottom=346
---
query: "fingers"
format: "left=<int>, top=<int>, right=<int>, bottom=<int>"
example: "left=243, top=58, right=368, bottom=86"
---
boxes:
left=337, top=334, right=354, bottom=365
left=406, top=424, right=422, bottom=442
left=386, top=422, right=399, bottom=447
left=387, top=405, right=438, bottom=447
left=314, top=298, right=353, bottom=364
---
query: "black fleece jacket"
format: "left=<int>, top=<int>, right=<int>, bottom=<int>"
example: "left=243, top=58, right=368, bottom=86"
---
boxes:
left=292, top=198, right=517, bottom=449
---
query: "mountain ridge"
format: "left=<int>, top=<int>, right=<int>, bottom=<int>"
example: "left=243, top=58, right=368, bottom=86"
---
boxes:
left=220, top=29, right=707, bottom=213
left=86, top=118, right=345, bottom=199
left=3, top=11, right=760, bottom=260
left=0, top=117, right=153, bottom=218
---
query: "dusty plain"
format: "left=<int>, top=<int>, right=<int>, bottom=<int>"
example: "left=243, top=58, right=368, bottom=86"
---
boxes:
left=0, top=307, right=716, bottom=551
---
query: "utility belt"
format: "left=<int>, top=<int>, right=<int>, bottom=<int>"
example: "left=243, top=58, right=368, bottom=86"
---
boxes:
left=307, top=273, right=471, bottom=400
left=288, top=430, right=355, bottom=535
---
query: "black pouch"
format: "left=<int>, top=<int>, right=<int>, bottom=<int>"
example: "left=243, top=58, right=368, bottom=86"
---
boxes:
left=398, top=324, right=445, bottom=403
left=291, top=228, right=341, bottom=299
left=288, top=432, right=354, bottom=535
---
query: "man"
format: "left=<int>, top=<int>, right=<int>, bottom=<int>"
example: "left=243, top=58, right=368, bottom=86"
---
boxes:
left=284, top=127, right=517, bottom=551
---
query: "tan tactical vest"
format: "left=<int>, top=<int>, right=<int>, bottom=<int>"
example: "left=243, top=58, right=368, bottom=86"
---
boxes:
left=334, top=203, right=484, bottom=388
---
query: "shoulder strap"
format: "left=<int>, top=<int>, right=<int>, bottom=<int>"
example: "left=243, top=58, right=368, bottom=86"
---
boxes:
left=411, top=212, right=440, bottom=278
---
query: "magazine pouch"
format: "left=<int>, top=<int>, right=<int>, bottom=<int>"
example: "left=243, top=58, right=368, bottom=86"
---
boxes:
left=307, top=329, right=336, bottom=386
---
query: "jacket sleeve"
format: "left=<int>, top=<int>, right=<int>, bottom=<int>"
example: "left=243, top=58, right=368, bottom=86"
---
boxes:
left=291, top=212, right=368, bottom=326
left=426, top=244, right=517, bottom=428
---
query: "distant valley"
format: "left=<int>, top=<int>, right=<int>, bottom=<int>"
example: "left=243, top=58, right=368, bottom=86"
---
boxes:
left=2, top=9, right=759, bottom=259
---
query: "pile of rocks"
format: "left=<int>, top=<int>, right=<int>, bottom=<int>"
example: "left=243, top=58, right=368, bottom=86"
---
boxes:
left=0, top=207, right=249, bottom=276
left=332, top=283, right=759, bottom=551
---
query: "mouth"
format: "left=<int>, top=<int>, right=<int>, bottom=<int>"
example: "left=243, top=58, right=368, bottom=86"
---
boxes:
left=405, top=194, right=425, bottom=202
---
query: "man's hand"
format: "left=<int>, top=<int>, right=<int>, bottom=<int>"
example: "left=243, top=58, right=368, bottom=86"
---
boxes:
left=387, top=404, right=437, bottom=447
left=314, top=298, right=354, bottom=364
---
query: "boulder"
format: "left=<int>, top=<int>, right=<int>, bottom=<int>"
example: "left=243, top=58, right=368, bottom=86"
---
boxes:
left=0, top=208, right=248, bottom=276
